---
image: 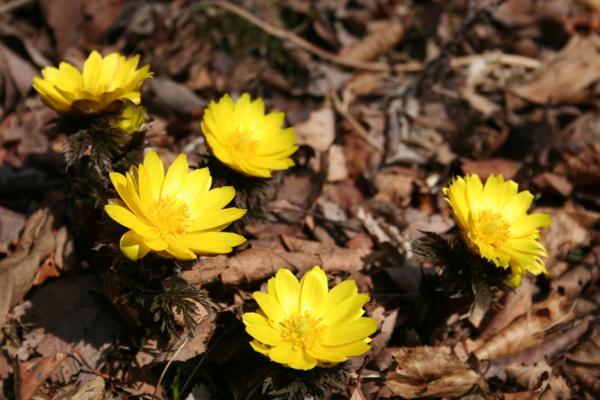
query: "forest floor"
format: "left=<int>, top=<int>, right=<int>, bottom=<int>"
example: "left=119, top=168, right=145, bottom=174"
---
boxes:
left=0, top=0, right=600, bottom=399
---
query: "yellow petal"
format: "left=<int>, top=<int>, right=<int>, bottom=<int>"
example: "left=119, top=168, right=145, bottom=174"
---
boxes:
left=188, top=208, right=246, bottom=231
left=307, top=345, right=347, bottom=363
left=104, top=204, right=157, bottom=238
left=299, top=266, right=328, bottom=315
left=179, top=232, right=245, bottom=254
left=322, top=317, right=378, bottom=346
left=249, top=340, right=271, bottom=356
left=322, top=280, right=358, bottom=316
left=322, top=293, right=369, bottom=326
left=274, top=268, right=300, bottom=315
left=162, top=153, right=189, bottom=198
left=324, top=340, right=371, bottom=357
left=120, top=230, right=151, bottom=260
left=253, top=292, right=286, bottom=323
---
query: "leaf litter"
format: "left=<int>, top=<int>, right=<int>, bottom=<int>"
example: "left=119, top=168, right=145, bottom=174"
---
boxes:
left=1, top=0, right=600, bottom=398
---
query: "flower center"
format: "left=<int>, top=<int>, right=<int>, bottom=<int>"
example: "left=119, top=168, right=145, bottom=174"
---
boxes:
left=279, top=312, right=326, bottom=350
left=148, top=197, right=190, bottom=240
left=227, top=130, right=259, bottom=157
left=471, top=210, right=510, bottom=248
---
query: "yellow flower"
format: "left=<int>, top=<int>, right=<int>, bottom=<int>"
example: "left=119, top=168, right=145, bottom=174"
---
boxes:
left=443, top=174, right=552, bottom=287
left=242, top=266, right=377, bottom=370
left=200, top=93, right=298, bottom=178
left=33, top=51, right=152, bottom=115
left=112, top=104, right=146, bottom=134
left=105, top=151, right=246, bottom=261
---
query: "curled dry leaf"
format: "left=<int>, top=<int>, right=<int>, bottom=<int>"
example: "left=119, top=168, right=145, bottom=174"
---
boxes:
left=478, top=278, right=537, bottom=342
left=551, top=265, right=595, bottom=300
left=508, top=35, right=600, bottom=109
left=0, top=208, right=55, bottom=325
left=294, top=107, right=336, bottom=152
left=17, top=353, right=67, bottom=400
left=339, top=19, right=404, bottom=62
left=461, top=157, right=521, bottom=180
left=538, top=207, right=589, bottom=269
left=385, top=346, right=481, bottom=399
left=562, top=365, right=600, bottom=397
left=567, top=324, right=600, bottom=366
left=181, top=239, right=369, bottom=286
left=473, top=292, right=575, bottom=360
left=374, top=166, right=418, bottom=207
left=70, top=376, right=106, bottom=400
left=506, top=361, right=552, bottom=391
left=145, top=301, right=216, bottom=363
left=506, top=317, right=591, bottom=365
left=468, top=281, right=494, bottom=328
left=541, top=374, right=571, bottom=400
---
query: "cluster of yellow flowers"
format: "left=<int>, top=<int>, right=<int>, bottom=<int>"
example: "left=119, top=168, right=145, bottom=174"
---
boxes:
left=32, top=51, right=552, bottom=371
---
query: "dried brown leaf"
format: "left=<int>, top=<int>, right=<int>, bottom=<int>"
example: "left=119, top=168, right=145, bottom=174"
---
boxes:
left=479, top=278, right=537, bottom=342
left=385, top=346, right=481, bottom=399
left=294, top=107, right=336, bottom=152
left=474, top=292, right=575, bottom=360
left=181, top=241, right=369, bottom=286
left=0, top=205, right=25, bottom=249
left=551, top=265, right=595, bottom=300
left=71, top=376, right=106, bottom=400
left=567, top=325, right=600, bottom=366
left=507, top=317, right=591, bottom=365
left=538, top=208, right=589, bottom=268
left=339, top=19, right=404, bottom=62
left=508, top=35, right=600, bottom=108
left=506, top=361, right=552, bottom=391
left=144, top=301, right=216, bottom=363
left=0, top=208, right=55, bottom=325
left=461, top=158, right=521, bottom=180
left=17, top=353, right=67, bottom=400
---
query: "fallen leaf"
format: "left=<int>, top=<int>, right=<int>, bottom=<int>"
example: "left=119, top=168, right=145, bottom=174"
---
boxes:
left=506, top=361, right=552, bottom=391
left=477, top=278, right=536, bottom=342
left=140, top=301, right=216, bottom=363
left=71, top=376, right=106, bottom=400
left=473, top=292, right=575, bottom=360
left=17, top=353, right=67, bottom=400
left=339, top=19, right=404, bottom=62
left=19, top=274, right=123, bottom=383
left=508, top=35, right=600, bottom=108
left=551, top=265, right=595, bottom=300
left=327, top=144, right=348, bottom=182
left=181, top=240, right=369, bottom=286
left=294, top=107, right=336, bottom=152
left=0, top=42, right=38, bottom=96
left=533, top=172, right=573, bottom=197
left=538, top=207, right=589, bottom=267
left=0, top=204, right=25, bottom=248
left=147, top=78, right=205, bottom=117
left=468, top=281, right=494, bottom=328
left=0, top=208, right=55, bottom=325
left=374, top=166, right=418, bottom=207
left=461, top=158, right=521, bottom=180
left=39, top=0, right=84, bottom=54
left=567, top=324, right=600, bottom=366
left=541, top=374, right=571, bottom=400
left=505, top=317, right=591, bottom=365
left=385, top=346, right=481, bottom=399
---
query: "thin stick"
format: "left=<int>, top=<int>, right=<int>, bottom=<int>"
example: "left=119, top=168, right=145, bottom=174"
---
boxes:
left=210, top=0, right=391, bottom=72
left=152, top=336, right=190, bottom=400
left=330, top=89, right=383, bottom=153
left=180, top=322, right=234, bottom=395
left=0, top=0, right=35, bottom=15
